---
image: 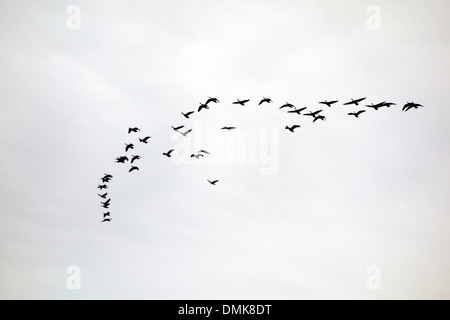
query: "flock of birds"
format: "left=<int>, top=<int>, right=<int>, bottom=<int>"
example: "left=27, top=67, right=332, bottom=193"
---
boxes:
left=97, top=96, right=424, bottom=222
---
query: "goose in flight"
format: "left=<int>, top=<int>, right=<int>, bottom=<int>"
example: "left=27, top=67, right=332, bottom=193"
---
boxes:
left=163, top=149, right=175, bottom=157
left=98, top=193, right=108, bottom=199
left=280, top=102, right=295, bottom=109
left=180, top=129, right=192, bottom=137
left=319, top=100, right=338, bottom=107
left=206, top=97, right=219, bottom=104
left=115, top=156, right=129, bottom=163
left=171, top=125, right=184, bottom=132
left=103, top=212, right=111, bottom=218
left=125, top=143, right=134, bottom=152
left=259, top=97, right=272, bottom=105
left=102, top=218, right=111, bottom=222
left=313, top=115, right=326, bottom=122
left=232, top=99, right=250, bottom=106
left=198, top=103, right=209, bottom=112
left=101, top=202, right=110, bottom=209
left=129, top=166, right=139, bottom=173
left=348, top=110, right=366, bottom=117
left=131, top=155, right=141, bottom=164
left=128, top=127, right=140, bottom=134
left=182, top=111, right=195, bottom=119
left=101, top=198, right=111, bottom=206
left=198, top=149, right=210, bottom=154
left=382, top=102, right=396, bottom=107
left=285, top=125, right=301, bottom=132
left=221, top=126, right=236, bottom=131
left=97, top=184, right=108, bottom=190
left=207, top=179, right=219, bottom=185
left=403, top=102, right=423, bottom=111
left=139, top=136, right=151, bottom=143
left=365, top=102, right=385, bottom=110
left=101, top=176, right=112, bottom=183
left=304, top=110, right=323, bottom=117
left=287, top=107, right=307, bottom=114
left=343, top=97, right=366, bottom=105
left=191, top=154, right=204, bottom=159
left=103, top=174, right=113, bottom=179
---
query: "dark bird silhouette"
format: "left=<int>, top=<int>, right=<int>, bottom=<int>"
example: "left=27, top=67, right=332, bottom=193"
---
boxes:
left=128, top=127, right=140, bottom=134
left=131, top=155, right=141, bottom=164
left=102, top=218, right=111, bottom=222
left=365, top=102, right=385, bottom=110
left=198, top=149, right=210, bottom=154
left=115, top=156, right=129, bottom=163
left=182, top=111, right=195, bottom=119
left=103, top=174, right=113, bottom=179
left=285, top=125, right=301, bottom=132
left=206, top=97, right=219, bottom=104
left=343, top=97, right=366, bottom=106
left=97, top=184, right=108, bottom=190
left=101, top=202, right=110, bottom=209
left=171, top=125, right=184, bottom=132
left=103, top=212, right=110, bottom=218
left=259, top=97, right=272, bottom=105
left=198, top=103, right=209, bottom=112
left=125, top=143, right=134, bottom=152
left=313, top=115, right=326, bottom=122
left=191, top=154, right=204, bottom=159
left=287, top=107, right=307, bottom=114
left=232, top=99, right=250, bottom=106
left=319, top=100, right=339, bottom=107
left=221, top=126, right=236, bottom=131
left=208, top=179, right=219, bottom=185
left=304, top=110, right=323, bottom=117
left=129, top=166, right=139, bottom=173
left=101, top=198, right=111, bottom=206
left=101, top=176, right=112, bottom=183
left=98, top=193, right=108, bottom=199
left=280, top=102, right=295, bottom=109
left=180, top=129, right=192, bottom=137
left=382, top=102, right=396, bottom=107
left=139, top=136, right=151, bottom=143
left=348, top=110, right=366, bottom=117
left=403, top=102, right=423, bottom=111
left=163, top=149, right=175, bottom=157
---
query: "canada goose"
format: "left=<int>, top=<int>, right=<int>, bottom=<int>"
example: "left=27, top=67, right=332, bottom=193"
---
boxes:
left=365, top=102, right=385, bottom=110
left=163, top=149, right=175, bottom=157
left=343, top=97, right=366, bottom=105
left=285, top=125, right=301, bottom=132
left=125, top=143, right=134, bottom=152
left=304, top=110, right=323, bottom=117
left=180, top=129, right=192, bottom=137
left=198, top=103, right=209, bottom=112
left=382, top=102, right=396, bottom=107
left=259, top=97, right=272, bottom=105
left=221, top=126, right=236, bottom=131
left=131, top=155, right=141, bottom=164
left=280, top=102, right=295, bottom=109
left=182, top=111, right=195, bottom=119
left=348, top=110, right=366, bottom=117
left=128, top=127, right=140, bottom=134
left=403, top=102, right=423, bottom=111
left=139, top=136, right=151, bottom=143
left=101, top=202, right=110, bottom=209
left=129, top=166, right=139, bottom=172
left=287, top=107, right=307, bottom=114
left=208, top=179, right=219, bottom=185
left=102, top=218, right=111, bottom=222
left=103, top=174, right=113, bottom=179
left=101, top=176, right=112, bottom=183
left=232, top=99, right=250, bottom=106
left=319, top=100, right=338, bottom=107
left=115, top=156, right=129, bottom=163
left=171, top=125, right=184, bottom=132
left=101, top=198, right=111, bottom=206
left=206, top=97, right=219, bottom=104
left=98, top=193, right=108, bottom=198
left=313, top=115, right=326, bottom=122
left=103, top=212, right=110, bottom=218
left=97, top=184, right=108, bottom=190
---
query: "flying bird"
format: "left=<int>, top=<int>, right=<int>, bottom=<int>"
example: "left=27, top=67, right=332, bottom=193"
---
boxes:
left=180, top=129, right=192, bottom=137
left=101, top=176, right=112, bottom=183
left=232, top=99, right=250, bottom=106
left=382, top=102, right=396, bottom=107
left=103, top=174, right=113, bottom=179
left=139, top=136, right=151, bottom=143
left=182, top=111, right=195, bottom=119
left=101, top=202, right=110, bottom=209
left=207, top=179, right=219, bottom=185
left=206, top=97, right=219, bottom=104
left=319, top=100, right=339, bottom=107
left=313, top=115, right=326, bottom=122
left=101, top=198, right=111, bottom=206
left=365, top=102, right=385, bottom=110
left=103, top=212, right=110, bottom=218
left=191, top=154, right=204, bottom=159
left=125, top=143, right=134, bottom=152
left=101, top=218, right=111, bottom=222
left=343, top=97, right=366, bottom=105
left=304, top=110, right=323, bottom=117
left=198, top=103, right=209, bottom=112
left=348, top=110, right=366, bottom=117
left=221, top=126, right=236, bottom=131
left=163, top=149, right=175, bottom=157
left=198, top=149, right=210, bottom=154
left=403, top=102, right=423, bottom=111
left=97, top=184, right=108, bottom=190
left=259, top=97, right=272, bottom=105
left=171, top=125, right=184, bottom=132
left=115, top=156, right=129, bottom=163
left=287, top=107, right=307, bottom=114
left=285, top=125, right=301, bottom=132
left=128, top=127, right=140, bottom=134
left=280, top=102, right=295, bottom=109
left=131, top=155, right=141, bottom=164
left=98, top=193, right=108, bottom=199
left=129, top=166, right=139, bottom=173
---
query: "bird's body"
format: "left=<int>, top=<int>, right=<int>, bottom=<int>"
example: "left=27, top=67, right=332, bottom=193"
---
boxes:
left=285, top=125, right=301, bottom=132
left=103, top=174, right=113, bottom=179
left=191, top=154, right=204, bottom=159
left=383, top=102, right=396, bottom=107
left=287, top=107, right=307, bottom=114
left=259, top=97, right=272, bottom=105
left=206, top=97, right=219, bottom=104
left=131, top=155, right=141, bottom=164
left=182, top=111, right=195, bottom=119
left=103, top=212, right=110, bottom=218
left=171, top=125, right=184, bottom=132
left=163, top=149, right=174, bottom=157
left=129, top=166, right=139, bottom=172
left=97, top=184, right=108, bottom=190
left=221, top=126, right=236, bottom=131
left=313, top=115, right=326, bottom=122
left=343, top=97, right=366, bottom=106
left=365, top=102, right=385, bottom=110
left=125, top=143, right=134, bottom=152
left=232, top=99, right=250, bottom=106
left=403, top=102, right=423, bottom=111
left=139, top=136, right=151, bottom=143
left=198, top=149, right=210, bottom=154
left=101, top=176, right=112, bottom=183
left=198, top=103, right=209, bottom=112
left=280, top=102, right=295, bottom=109
left=319, top=100, right=339, bottom=107
left=180, top=129, right=192, bottom=137
left=102, top=218, right=111, bottom=222
left=115, top=156, right=129, bottom=163
left=348, top=110, right=366, bottom=117
left=101, top=203, right=110, bottom=209
left=128, top=127, right=140, bottom=134
left=98, top=193, right=108, bottom=198
left=304, top=110, right=323, bottom=117
left=208, top=179, right=219, bottom=185
left=101, top=198, right=111, bottom=206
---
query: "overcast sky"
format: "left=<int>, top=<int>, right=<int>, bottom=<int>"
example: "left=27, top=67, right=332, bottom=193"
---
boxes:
left=1, top=0, right=449, bottom=299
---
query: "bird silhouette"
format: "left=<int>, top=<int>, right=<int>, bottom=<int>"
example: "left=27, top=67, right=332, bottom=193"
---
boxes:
left=102, top=218, right=111, bottom=222
left=198, top=149, right=210, bottom=154
left=206, top=97, right=219, bottom=104
left=163, top=149, right=175, bottom=157
left=128, top=127, right=140, bottom=134
left=198, top=103, right=209, bottom=112
left=182, top=111, right=195, bottom=119
left=383, top=102, right=396, bottom=107
left=103, top=174, right=113, bottom=179
left=343, top=97, right=366, bottom=105
left=403, top=102, right=423, bottom=111
left=129, top=166, right=139, bottom=172
left=125, top=143, right=134, bottom=152
left=101, top=198, right=111, bottom=206
left=221, top=126, right=236, bottom=131
left=287, top=107, right=307, bottom=114
left=101, top=176, right=112, bottom=183
left=131, top=155, right=141, bottom=164
left=313, top=115, right=326, bottom=122
left=280, top=102, right=295, bottom=109
left=139, top=136, right=151, bottom=143
left=101, top=202, right=110, bottom=209
left=232, top=99, right=250, bottom=106
left=259, top=97, right=272, bottom=105
left=208, top=179, right=219, bottom=185
left=103, top=212, right=111, bottom=218
left=285, top=125, right=301, bottom=132
left=180, top=129, right=192, bottom=137
left=115, top=156, right=129, bottom=163
left=97, top=184, right=108, bottom=190
left=98, top=193, right=108, bottom=198
left=191, top=154, right=204, bottom=159
left=365, top=102, right=385, bottom=110
left=304, top=110, right=323, bottom=117
left=348, top=110, right=366, bottom=117
left=171, top=125, right=184, bottom=132
left=319, top=100, right=339, bottom=107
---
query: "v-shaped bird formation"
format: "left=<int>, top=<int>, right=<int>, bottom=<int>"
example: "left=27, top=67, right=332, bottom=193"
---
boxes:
left=97, top=97, right=424, bottom=223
